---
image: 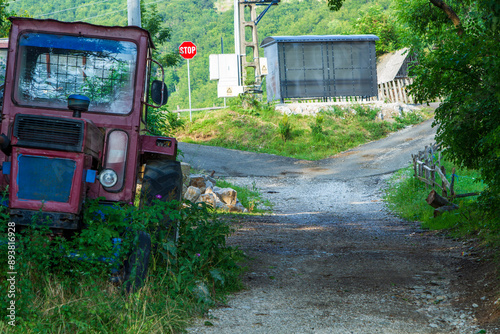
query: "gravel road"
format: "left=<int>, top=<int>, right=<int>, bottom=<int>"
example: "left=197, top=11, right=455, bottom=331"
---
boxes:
left=180, top=119, right=498, bottom=333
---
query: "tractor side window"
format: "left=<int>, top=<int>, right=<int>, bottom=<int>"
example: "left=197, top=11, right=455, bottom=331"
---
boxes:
left=15, top=33, right=137, bottom=114
left=0, top=46, right=8, bottom=106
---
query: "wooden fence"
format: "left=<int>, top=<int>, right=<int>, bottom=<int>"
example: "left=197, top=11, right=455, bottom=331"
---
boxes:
left=412, top=144, right=478, bottom=200
left=378, top=78, right=414, bottom=104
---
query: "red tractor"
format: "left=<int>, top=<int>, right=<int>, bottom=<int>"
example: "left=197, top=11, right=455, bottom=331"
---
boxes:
left=0, top=17, right=182, bottom=290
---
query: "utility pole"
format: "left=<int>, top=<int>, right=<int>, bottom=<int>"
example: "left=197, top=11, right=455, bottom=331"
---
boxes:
left=234, top=0, right=242, bottom=86
left=235, top=1, right=279, bottom=93
left=128, top=0, right=141, bottom=27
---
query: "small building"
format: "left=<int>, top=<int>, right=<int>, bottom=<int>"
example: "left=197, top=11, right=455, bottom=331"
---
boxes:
left=260, top=35, right=379, bottom=103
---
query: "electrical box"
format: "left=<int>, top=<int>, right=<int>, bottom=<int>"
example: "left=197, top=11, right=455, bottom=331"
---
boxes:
left=210, top=54, right=244, bottom=98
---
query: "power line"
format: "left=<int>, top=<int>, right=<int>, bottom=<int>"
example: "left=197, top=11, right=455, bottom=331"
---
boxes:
left=35, top=0, right=113, bottom=18
left=8, top=0, right=169, bottom=23
left=82, top=0, right=168, bottom=22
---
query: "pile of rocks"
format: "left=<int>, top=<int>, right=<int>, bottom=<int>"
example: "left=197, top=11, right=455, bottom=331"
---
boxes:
left=180, top=162, right=248, bottom=213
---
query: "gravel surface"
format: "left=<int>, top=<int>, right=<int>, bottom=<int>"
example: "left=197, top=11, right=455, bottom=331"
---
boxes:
left=180, top=119, right=499, bottom=333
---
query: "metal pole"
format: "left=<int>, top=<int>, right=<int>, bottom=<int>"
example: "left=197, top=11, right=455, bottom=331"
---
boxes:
left=188, top=59, right=192, bottom=122
left=234, top=0, right=241, bottom=86
left=127, top=0, right=141, bottom=27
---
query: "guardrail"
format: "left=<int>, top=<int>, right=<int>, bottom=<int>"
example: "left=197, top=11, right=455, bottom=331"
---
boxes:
left=172, top=106, right=226, bottom=113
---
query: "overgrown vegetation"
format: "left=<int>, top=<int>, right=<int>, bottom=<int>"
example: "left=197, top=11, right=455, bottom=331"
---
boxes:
left=0, top=196, right=244, bottom=332
left=392, top=0, right=500, bottom=224
left=174, top=99, right=430, bottom=161
left=384, top=160, right=499, bottom=246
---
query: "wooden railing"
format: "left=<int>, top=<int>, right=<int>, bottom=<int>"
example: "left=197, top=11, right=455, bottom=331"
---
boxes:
left=412, top=144, right=479, bottom=214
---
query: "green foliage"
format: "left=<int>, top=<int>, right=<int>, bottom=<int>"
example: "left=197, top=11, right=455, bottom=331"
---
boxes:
left=0, top=0, right=15, bottom=37
left=384, top=163, right=498, bottom=245
left=0, top=195, right=244, bottom=331
left=175, top=105, right=430, bottom=161
left=310, top=114, right=325, bottom=141
left=147, top=108, right=185, bottom=136
left=394, top=0, right=500, bottom=215
left=352, top=4, right=404, bottom=55
left=278, top=113, right=292, bottom=142
left=352, top=104, right=378, bottom=120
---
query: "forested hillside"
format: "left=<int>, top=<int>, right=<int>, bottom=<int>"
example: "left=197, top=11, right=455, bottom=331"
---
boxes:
left=7, top=0, right=397, bottom=108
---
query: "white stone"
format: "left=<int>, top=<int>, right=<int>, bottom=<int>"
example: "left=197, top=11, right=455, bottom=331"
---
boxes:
left=215, top=187, right=238, bottom=205
left=197, top=193, right=217, bottom=208
left=184, top=186, right=201, bottom=203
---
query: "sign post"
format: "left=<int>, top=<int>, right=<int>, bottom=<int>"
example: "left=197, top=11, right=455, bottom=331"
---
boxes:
left=179, top=41, right=197, bottom=121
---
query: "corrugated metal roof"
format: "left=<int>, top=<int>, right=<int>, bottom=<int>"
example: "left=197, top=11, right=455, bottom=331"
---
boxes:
left=260, top=35, right=379, bottom=48
left=377, top=48, right=409, bottom=84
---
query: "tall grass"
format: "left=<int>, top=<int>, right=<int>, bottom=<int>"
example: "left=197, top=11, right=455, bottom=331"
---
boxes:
left=0, top=198, right=245, bottom=333
left=383, top=161, right=500, bottom=246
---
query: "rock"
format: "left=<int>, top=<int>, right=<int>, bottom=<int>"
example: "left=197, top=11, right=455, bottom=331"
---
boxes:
left=189, top=175, right=207, bottom=193
left=215, top=187, right=238, bottom=205
left=184, top=186, right=201, bottom=202
left=205, top=180, right=214, bottom=192
left=197, top=193, right=217, bottom=208
left=181, top=162, right=191, bottom=185
left=215, top=200, right=230, bottom=211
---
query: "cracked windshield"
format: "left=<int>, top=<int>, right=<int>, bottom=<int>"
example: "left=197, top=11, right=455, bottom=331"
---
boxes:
left=15, top=33, right=137, bottom=114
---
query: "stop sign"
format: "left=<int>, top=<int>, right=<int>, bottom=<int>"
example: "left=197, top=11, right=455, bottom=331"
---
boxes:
left=179, top=41, right=197, bottom=59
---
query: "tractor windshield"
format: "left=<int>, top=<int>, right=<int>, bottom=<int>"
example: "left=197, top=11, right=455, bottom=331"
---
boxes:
left=15, top=32, right=137, bottom=114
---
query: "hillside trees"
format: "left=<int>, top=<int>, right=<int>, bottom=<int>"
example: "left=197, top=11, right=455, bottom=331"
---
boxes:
left=351, top=4, right=403, bottom=55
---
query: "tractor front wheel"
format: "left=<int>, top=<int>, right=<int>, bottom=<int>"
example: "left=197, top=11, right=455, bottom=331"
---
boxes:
left=123, top=231, right=151, bottom=293
left=140, top=160, right=182, bottom=205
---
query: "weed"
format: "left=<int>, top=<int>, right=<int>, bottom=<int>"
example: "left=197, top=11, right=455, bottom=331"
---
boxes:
left=278, top=114, right=292, bottom=142
left=383, top=162, right=498, bottom=246
left=0, top=195, right=245, bottom=332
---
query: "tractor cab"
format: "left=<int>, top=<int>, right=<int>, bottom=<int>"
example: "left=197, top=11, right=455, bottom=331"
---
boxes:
left=0, top=18, right=181, bottom=234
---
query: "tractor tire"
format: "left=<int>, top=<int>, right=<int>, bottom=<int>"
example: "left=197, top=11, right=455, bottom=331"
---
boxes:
left=123, top=231, right=151, bottom=293
left=140, top=160, right=182, bottom=206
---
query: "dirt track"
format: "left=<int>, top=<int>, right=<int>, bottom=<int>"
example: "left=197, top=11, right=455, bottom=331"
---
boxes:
left=180, top=119, right=498, bottom=333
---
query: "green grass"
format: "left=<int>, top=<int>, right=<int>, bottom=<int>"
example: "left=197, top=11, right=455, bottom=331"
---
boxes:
left=383, top=160, right=500, bottom=246
left=0, top=198, right=245, bottom=333
left=173, top=102, right=431, bottom=161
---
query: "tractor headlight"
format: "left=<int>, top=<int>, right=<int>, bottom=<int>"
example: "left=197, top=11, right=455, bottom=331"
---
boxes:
left=99, top=169, right=118, bottom=188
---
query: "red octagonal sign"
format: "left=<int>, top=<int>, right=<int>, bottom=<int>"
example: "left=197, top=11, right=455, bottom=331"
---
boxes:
left=179, top=41, right=197, bottom=59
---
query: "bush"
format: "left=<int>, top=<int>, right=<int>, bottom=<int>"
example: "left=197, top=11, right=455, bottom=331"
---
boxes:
left=0, top=195, right=244, bottom=331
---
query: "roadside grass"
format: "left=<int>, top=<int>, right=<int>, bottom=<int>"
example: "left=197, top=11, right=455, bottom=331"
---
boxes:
left=0, top=197, right=245, bottom=333
left=216, top=179, right=273, bottom=213
left=383, top=160, right=500, bottom=247
left=174, top=100, right=432, bottom=161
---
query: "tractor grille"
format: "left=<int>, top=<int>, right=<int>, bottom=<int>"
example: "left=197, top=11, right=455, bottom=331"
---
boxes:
left=17, top=155, right=76, bottom=202
left=14, top=114, right=84, bottom=152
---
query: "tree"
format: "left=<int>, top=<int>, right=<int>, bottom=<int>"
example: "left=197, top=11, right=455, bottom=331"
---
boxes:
left=0, top=0, right=15, bottom=37
left=141, top=2, right=181, bottom=68
left=330, top=0, right=500, bottom=217
left=352, top=5, right=403, bottom=55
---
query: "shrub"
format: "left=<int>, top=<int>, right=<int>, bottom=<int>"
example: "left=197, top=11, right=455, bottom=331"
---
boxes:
left=278, top=114, right=292, bottom=141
